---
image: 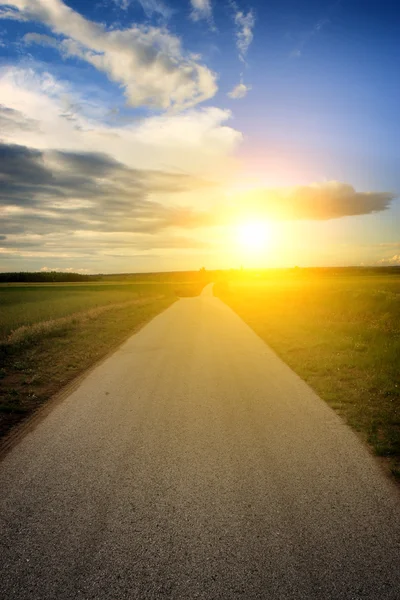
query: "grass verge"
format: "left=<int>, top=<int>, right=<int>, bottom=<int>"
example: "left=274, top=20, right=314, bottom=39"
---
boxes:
left=214, top=272, right=400, bottom=481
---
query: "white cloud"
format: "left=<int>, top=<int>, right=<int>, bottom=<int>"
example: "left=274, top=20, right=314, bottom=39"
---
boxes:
left=190, top=0, right=212, bottom=21
left=40, top=266, right=90, bottom=273
left=228, top=82, right=251, bottom=99
left=0, top=66, right=241, bottom=178
left=377, top=255, right=400, bottom=266
left=234, top=8, right=255, bottom=63
left=0, top=0, right=217, bottom=111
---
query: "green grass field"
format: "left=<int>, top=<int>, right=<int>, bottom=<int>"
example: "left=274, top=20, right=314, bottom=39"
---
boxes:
left=0, top=278, right=206, bottom=442
left=214, top=271, right=400, bottom=480
left=0, top=280, right=207, bottom=341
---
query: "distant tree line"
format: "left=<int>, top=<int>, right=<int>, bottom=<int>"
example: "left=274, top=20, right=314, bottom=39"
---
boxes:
left=0, top=271, right=97, bottom=283
left=1, top=266, right=397, bottom=284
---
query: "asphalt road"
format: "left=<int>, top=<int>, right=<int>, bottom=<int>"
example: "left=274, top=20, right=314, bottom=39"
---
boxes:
left=1, top=285, right=400, bottom=599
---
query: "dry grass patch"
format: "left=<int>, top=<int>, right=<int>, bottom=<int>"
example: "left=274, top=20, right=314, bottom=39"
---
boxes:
left=1, top=298, right=162, bottom=349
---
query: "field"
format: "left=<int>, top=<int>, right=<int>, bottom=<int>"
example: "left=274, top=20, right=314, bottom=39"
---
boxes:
left=3, top=269, right=400, bottom=481
left=214, top=270, right=400, bottom=480
left=0, top=275, right=207, bottom=442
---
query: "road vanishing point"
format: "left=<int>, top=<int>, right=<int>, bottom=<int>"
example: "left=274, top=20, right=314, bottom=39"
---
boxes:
left=1, top=284, right=400, bottom=599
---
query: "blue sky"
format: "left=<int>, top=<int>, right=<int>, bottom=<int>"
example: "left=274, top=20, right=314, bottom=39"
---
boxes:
left=0, top=0, right=399, bottom=272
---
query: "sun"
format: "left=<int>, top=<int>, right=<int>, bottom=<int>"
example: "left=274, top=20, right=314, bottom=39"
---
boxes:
left=237, top=220, right=272, bottom=252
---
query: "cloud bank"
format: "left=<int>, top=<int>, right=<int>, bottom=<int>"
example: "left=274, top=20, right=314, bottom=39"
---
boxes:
left=0, top=0, right=217, bottom=111
left=1, top=139, right=394, bottom=243
left=0, top=138, right=213, bottom=267
left=0, top=141, right=212, bottom=238
left=0, top=63, right=241, bottom=267
left=0, top=133, right=396, bottom=269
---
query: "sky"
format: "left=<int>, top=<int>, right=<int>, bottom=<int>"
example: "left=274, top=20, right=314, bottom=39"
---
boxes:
left=0, top=0, right=399, bottom=273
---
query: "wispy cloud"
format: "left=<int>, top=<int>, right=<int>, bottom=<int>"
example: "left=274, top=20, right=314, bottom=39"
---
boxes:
left=0, top=103, right=39, bottom=132
left=290, top=17, right=330, bottom=58
left=0, top=5, right=26, bottom=21
left=230, top=182, right=396, bottom=221
left=228, top=2, right=254, bottom=99
left=289, top=0, right=342, bottom=58
left=112, top=0, right=131, bottom=9
left=190, top=0, right=215, bottom=32
left=113, top=0, right=173, bottom=20
left=39, top=266, right=90, bottom=273
left=24, top=32, right=59, bottom=49
left=228, top=82, right=251, bottom=99
left=2, top=233, right=209, bottom=257
left=190, top=0, right=212, bottom=21
left=233, top=6, right=255, bottom=64
left=0, top=0, right=217, bottom=111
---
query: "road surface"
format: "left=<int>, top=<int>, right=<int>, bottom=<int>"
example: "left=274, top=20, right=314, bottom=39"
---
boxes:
left=1, top=285, right=400, bottom=599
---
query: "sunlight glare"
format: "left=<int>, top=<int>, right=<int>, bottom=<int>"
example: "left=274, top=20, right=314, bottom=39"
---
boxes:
left=237, top=221, right=272, bottom=252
